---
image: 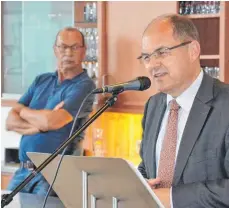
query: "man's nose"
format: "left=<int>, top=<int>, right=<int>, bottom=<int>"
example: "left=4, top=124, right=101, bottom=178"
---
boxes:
left=145, top=57, right=161, bottom=71
left=64, top=48, right=73, bottom=56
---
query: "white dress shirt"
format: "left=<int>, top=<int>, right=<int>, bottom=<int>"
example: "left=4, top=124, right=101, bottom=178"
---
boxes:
left=155, top=70, right=204, bottom=207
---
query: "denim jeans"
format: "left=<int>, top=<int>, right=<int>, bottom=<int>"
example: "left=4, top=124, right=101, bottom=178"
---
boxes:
left=7, top=167, right=57, bottom=197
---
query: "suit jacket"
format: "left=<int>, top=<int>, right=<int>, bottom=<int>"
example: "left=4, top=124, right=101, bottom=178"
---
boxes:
left=138, top=73, right=229, bottom=208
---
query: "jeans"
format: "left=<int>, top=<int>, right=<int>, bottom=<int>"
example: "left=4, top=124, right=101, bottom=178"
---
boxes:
left=7, top=167, right=57, bottom=197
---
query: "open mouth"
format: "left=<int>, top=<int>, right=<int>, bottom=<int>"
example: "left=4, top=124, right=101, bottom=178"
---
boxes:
left=154, top=72, right=167, bottom=78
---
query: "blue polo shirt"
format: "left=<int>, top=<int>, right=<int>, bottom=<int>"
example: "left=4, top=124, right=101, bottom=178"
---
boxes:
left=18, top=70, right=95, bottom=162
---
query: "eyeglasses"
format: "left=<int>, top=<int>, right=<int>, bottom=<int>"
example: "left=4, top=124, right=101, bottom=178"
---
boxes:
left=137, top=41, right=192, bottom=64
left=55, top=44, right=84, bottom=52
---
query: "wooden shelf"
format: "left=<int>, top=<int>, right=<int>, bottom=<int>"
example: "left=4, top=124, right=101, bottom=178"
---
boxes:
left=74, top=22, right=97, bottom=28
left=200, top=55, right=220, bottom=60
left=83, top=59, right=98, bottom=63
left=182, top=13, right=220, bottom=19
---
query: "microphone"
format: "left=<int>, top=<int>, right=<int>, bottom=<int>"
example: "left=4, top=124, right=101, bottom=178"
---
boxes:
left=92, top=76, right=151, bottom=94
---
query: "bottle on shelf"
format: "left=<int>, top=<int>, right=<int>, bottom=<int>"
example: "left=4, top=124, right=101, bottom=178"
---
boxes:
left=85, top=3, right=90, bottom=22
left=184, top=1, right=191, bottom=15
left=83, top=2, right=97, bottom=23
left=92, top=2, right=97, bottom=22
left=179, top=1, right=186, bottom=15
left=83, top=6, right=87, bottom=22
left=93, top=128, right=105, bottom=157
left=201, top=66, right=220, bottom=79
left=178, top=1, right=220, bottom=15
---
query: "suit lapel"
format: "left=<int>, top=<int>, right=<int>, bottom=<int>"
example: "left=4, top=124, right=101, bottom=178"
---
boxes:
left=173, top=99, right=212, bottom=185
left=146, top=94, right=166, bottom=178
left=173, top=73, right=214, bottom=185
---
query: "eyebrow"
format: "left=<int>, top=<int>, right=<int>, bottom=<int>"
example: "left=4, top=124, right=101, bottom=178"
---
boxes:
left=141, top=46, right=168, bottom=55
left=57, top=43, right=82, bottom=47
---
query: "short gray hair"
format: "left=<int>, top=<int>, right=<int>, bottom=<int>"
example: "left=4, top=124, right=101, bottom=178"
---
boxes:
left=169, top=14, right=200, bottom=43
left=54, top=27, right=85, bottom=46
left=145, top=14, right=200, bottom=43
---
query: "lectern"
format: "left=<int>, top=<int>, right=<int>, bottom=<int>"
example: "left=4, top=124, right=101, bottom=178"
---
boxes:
left=28, top=152, right=164, bottom=208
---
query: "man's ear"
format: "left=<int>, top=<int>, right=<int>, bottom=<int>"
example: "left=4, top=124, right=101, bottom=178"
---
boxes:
left=81, top=46, right=86, bottom=60
left=189, top=40, right=201, bottom=62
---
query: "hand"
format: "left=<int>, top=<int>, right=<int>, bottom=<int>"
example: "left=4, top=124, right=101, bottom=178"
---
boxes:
left=24, top=126, right=40, bottom=135
left=54, top=101, right=65, bottom=111
left=146, top=177, right=161, bottom=189
left=13, top=103, right=27, bottom=113
left=14, top=126, right=40, bottom=135
left=20, top=107, right=31, bottom=118
left=153, top=188, right=171, bottom=208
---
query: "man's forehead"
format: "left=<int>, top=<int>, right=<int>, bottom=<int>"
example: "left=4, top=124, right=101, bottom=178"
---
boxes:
left=57, top=30, right=82, bottom=45
left=142, top=21, right=175, bottom=51
left=142, top=33, right=175, bottom=52
left=146, top=18, right=172, bottom=34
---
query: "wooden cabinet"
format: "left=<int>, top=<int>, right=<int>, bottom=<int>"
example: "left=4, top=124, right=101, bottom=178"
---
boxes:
left=176, top=1, right=229, bottom=83
left=74, top=2, right=106, bottom=106
left=74, top=1, right=97, bottom=28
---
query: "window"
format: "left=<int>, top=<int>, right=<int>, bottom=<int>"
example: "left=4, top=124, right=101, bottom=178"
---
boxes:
left=2, top=1, right=74, bottom=97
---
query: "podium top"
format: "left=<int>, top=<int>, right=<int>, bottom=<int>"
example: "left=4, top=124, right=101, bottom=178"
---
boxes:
left=28, top=152, right=164, bottom=208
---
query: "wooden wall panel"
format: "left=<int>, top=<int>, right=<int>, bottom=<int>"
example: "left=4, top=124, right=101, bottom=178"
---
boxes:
left=104, top=1, right=177, bottom=112
left=220, top=2, right=229, bottom=83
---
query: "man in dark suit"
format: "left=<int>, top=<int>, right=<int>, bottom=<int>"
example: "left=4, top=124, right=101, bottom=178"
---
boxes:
left=137, top=14, right=229, bottom=208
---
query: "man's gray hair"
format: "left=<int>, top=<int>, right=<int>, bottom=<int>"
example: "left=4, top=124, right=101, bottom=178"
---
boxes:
left=146, top=14, right=200, bottom=43
left=54, top=27, right=85, bottom=46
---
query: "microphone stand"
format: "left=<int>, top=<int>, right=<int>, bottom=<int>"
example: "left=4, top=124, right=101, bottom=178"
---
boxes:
left=1, top=93, right=119, bottom=208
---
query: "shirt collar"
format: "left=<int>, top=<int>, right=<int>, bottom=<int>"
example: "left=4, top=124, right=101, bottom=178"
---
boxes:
left=167, top=70, right=204, bottom=112
left=70, top=69, right=88, bottom=83
left=53, top=69, right=88, bottom=83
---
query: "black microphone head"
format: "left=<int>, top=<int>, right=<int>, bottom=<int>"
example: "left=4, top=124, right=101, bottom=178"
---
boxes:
left=137, top=76, right=151, bottom=91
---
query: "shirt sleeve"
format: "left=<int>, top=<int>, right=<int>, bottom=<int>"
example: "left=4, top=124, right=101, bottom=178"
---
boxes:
left=18, top=75, right=40, bottom=106
left=62, top=80, right=95, bottom=118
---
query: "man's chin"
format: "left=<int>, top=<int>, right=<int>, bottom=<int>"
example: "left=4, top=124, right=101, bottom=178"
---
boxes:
left=61, top=65, right=76, bottom=72
left=155, top=84, right=171, bottom=94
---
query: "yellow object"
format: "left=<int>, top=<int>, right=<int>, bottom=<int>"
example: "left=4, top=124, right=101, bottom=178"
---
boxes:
left=85, top=112, right=143, bottom=166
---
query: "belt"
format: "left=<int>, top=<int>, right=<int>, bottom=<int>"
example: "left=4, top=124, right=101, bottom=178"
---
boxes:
left=20, top=161, right=36, bottom=170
